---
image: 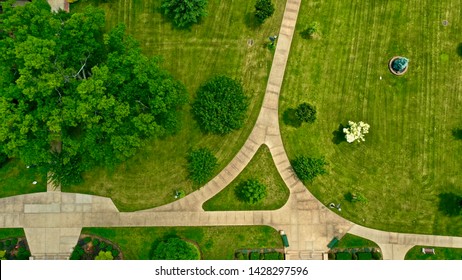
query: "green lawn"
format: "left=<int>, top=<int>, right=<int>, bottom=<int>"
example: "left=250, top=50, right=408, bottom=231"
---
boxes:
left=280, top=0, right=462, bottom=236
left=0, top=160, right=46, bottom=198
left=0, top=228, right=26, bottom=239
left=203, top=145, right=289, bottom=211
left=405, top=246, right=462, bottom=260
left=81, top=226, right=282, bottom=260
left=333, top=234, right=379, bottom=249
left=65, top=0, right=286, bottom=211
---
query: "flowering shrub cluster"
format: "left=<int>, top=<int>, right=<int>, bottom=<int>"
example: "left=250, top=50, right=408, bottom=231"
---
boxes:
left=343, top=121, right=370, bottom=143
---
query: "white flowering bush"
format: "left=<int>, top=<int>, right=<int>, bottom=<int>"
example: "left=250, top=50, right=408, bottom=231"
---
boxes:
left=343, top=121, right=370, bottom=143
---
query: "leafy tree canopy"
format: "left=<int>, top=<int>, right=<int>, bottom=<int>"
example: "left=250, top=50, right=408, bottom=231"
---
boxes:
left=152, top=237, right=200, bottom=260
left=255, top=0, right=275, bottom=24
left=291, top=156, right=327, bottom=182
left=161, top=0, right=208, bottom=29
left=0, top=0, right=188, bottom=185
left=235, top=179, right=267, bottom=204
left=192, top=75, right=248, bottom=134
left=295, top=102, right=317, bottom=123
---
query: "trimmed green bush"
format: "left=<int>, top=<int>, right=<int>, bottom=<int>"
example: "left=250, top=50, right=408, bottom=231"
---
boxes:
left=161, top=0, right=208, bottom=29
left=187, top=148, right=218, bottom=185
left=95, top=250, right=114, bottom=260
left=112, top=249, right=120, bottom=257
left=193, top=76, right=248, bottom=134
left=70, top=246, right=84, bottom=260
left=263, top=252, right=279, bottom=260
left=336, top=252, right=352, bottom=260
left=254, top=0, right=275, bottom=24
left=235, top=179, right=267, bottom=204
left=357, top=252, right=372, bottom=260
left=16, top=247, right=31, bottom=260
left=295, top=103, right=317, bottom=123
left=92, top=238, right=100, bottom=247
left=250, top=252, right=260, bottom=260
left=83, top=237, right=91, bottom=244
left=152, top=237, right=200, bottom=260
left=372, top=251, right=382, bottom=260
left=291, top=156, right=328, bottom=182
left=100, top=241, right=107, bottom=249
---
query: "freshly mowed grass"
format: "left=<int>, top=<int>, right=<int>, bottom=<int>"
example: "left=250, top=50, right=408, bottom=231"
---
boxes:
left=280, top=0, right=462, bottom=236
left=333, top=234, right=379, bottom=249
left=405, top=246, right=462, bottom=260
left=0, top=228, right=25, bottom=239
left=202, top=145, right=289, bottom=211
left=67, top=0, right=286, bottom=211
left=81, top=226, right=282, bottom=260
left=0, top=160, right=46, bottom=198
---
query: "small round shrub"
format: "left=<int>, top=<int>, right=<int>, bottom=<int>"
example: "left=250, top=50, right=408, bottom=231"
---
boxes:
left=92, top=238, right=99, bottom=247
left=255, top=0, right=275, bottom=24
left=83, top=237, right=91, bottom=244
left=152, top=238, right=200, bottom=260
left=295, top=103, right=316, bottom=123
left=70, top=246, right=84, bottom=260
left=5, top=240, right=11, bottom=247
left=235, top=179, right=267, bottom=204
left=95, top=250, right=113, bottom=260
left=106, top=245, right=113, bottom=252
left=187, top=148, right=218, bottom=185
left=161, top=0, right=208, bottom=29
left=112, top=249, right=119, bottom=257
left=16, top=247, right=31, bottom=260
left=193, top=75, right=248, bottom=134
left=291, top=156, right=327, bottom=182
left=99, top=241, right=107, bottom=250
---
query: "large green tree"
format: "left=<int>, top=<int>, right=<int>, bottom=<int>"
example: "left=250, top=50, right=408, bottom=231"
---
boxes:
left=151, top=237, right=200, bottom=260
left=0, top=0, right=188, bottom=185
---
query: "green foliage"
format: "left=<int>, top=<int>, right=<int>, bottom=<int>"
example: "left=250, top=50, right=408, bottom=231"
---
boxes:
left=300, top=22, right=319, bottom=39
left=95, top=250, right=114, bottom=260
left=187, top=148, right=217, bottom=185
left=0, top=0, right=187, bottom=187
left=249, top=251, right=260, bottom=260
left=263, top=252, right=279, bottom=260
left=92, top=238, right=100, bottom=247
left=235, top=179, right=267, bottom=204
left=161, top=0, right=208, bottom=28
left=336, top=252, right=352, bottom=260
left=151, top=237, right=200, bottom=260
left=193, top=76, right=248, bottom=134
left=372, top=251, right=382, bottom=260
left=16, top=247, right=31, bottom=260
left=0, top=153, right=8, bottom=168
left=235, top=252, right=245, bottom=260
left=357, top=252, right=372, bottom=260
left=70, top=246, right=84, bottom=260
left=255, top=0, right=275, bottom=24
left=175, top=189, right=186, bottom=199
left=291, top=156, right=327, bottom=182
left=83, top=237, right=92, bottom=244
left=112, top=249, right=120, bottom=257
left=295, top=103, right=317, bottom=123
left=0, top=250, right=6, bottom=260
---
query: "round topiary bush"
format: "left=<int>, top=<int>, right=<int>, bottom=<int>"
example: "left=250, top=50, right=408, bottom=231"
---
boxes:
left=151, top=237, right=200, bottom=260
left=193, top=76, right=248, bottom=134
left=291, top=156, right=328, bottom=183
left=235, top=179, right=267, bottom=204
left=295, top=102, right=317, bottom=123
left=161, top=0, right=208, bottom=29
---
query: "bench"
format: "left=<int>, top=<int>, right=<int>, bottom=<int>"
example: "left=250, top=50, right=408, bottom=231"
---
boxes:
left=422, top=248, right=435, bottom=255
left=279, top=230, right=289, bottom=248
left=327, top=237, right=339, bottom=249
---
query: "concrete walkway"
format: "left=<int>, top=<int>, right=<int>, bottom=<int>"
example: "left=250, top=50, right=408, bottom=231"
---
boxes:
left=1, top=0, right=461, bottom=260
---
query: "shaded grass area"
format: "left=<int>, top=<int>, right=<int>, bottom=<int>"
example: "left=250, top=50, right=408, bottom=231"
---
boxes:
left=82, top=226, right=282, bottom=260
left=0, top=228, right=26, bottom=239
left=66, top=0, right=286, bottom=211
left=203, top=145, right=289, bottom=211
left=332, top=234, right=379, bottom=249
left=405, top=246, right=462, bottom=260
left=280, top=0, right=462, bottom=236
left=0, top=160, right=46, bottom=198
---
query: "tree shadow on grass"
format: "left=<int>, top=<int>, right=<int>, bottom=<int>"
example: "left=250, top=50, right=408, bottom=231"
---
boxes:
left=244, top=12, right=259, bottom=30
left=457, top=43, right=462, bottom=58
left=282, top=108, right=302, bottom=128
left=332, top=124, right=346, bottom=144
left=438, top=192, right=462, bottom=217
left=452, top=128, right=462, bottom=140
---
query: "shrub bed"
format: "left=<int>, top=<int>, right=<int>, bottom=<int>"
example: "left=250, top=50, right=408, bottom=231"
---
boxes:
left=0, top=237, right=31, bottom=260
left=70, top=235, right=122, bottom=260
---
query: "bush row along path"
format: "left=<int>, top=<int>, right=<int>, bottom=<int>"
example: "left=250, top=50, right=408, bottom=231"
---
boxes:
left=0, top=0, right=461, bottom=260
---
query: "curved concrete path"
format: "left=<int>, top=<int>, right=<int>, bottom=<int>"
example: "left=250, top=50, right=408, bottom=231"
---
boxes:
left=1, top=0, right=461, bottom=260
